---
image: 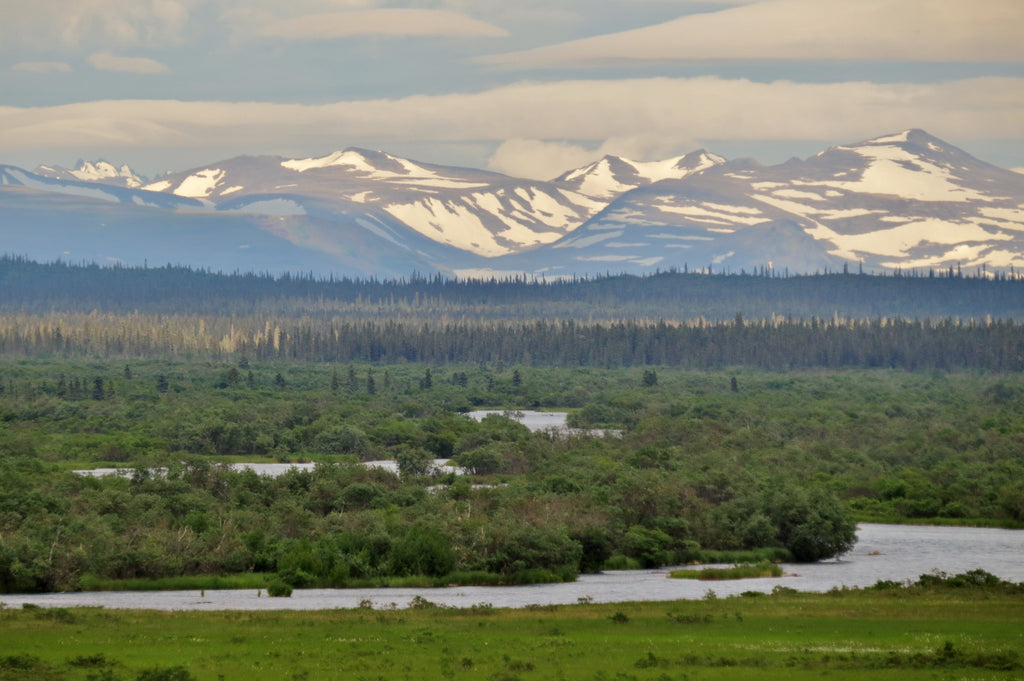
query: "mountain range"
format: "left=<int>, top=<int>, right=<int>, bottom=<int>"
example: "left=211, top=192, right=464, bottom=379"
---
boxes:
left=2, top=129, right=1023, bottom=278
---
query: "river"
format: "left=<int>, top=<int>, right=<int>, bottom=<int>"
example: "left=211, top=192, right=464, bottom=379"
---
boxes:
left=74, top=411, right=590, bottom=480
left=4, top=523, right=1022, bottom=611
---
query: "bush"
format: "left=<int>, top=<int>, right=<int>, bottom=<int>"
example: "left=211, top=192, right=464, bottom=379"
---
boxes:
left=136, top=666, right=196, bottom=681
left=670, top=561, right=783, bottom=580
left=387, top=526, right=455, bottom=577
left=0, top=654, right=44, bottom=671
left=603, top=555, right=642, bottom=571
left=266, top=579, right=293, bottom=597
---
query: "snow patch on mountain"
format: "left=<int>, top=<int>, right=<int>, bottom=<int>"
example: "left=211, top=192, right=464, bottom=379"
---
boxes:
left=34, top=160, right=145, bottom=188
left=384, top=199, right=508, bottom=255
left=827, top=219, right=1013, bottom=258
left=71, top=161, right=143, bottom=188
left=869, top=131, right=911, bottom=145
left=978, top=206, right=1024, bottom=222
left=143, top=180, right=173, bottom=192
left=656, top=199, right=767, bottom=226
left=556, top=150, right=726, bottom=200
left=1, top=167, right=120, bottom=202
left=552, top=230, right=624, bottom=249
left=355, top=217, right=406, bottom=249
left=772, top=188, right=828, bottom=201
left=282, top=149, right=487, bottom=190
left=825, top=143, right=1000, bottom=202
left=174, top=169, right=225, bottom=198
left=390, top=178, right=489, bottom=190
left=561, top=158, right=636, bottom=199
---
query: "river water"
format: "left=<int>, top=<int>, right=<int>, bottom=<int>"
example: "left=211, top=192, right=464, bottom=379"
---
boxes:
left=74, top=411, right=583, bottom=480
left=4, top=523, right=1022, bottom=611
left=466, top=410, right=573, bottom=431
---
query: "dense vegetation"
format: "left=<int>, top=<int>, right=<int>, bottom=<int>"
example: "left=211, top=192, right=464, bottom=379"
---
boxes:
left=5, top=254, right=1024, bottom=321
left=6, top=312, right=1024, bottom=370
left=4, top=358, right=1024, bottom=593
left=2, top=256, right=1024, bottom=593
left=2, top=572, right=1023, bottom=681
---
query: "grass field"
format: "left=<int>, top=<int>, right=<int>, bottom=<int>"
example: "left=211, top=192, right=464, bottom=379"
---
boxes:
left=2, top=585, right=1022, bottom=681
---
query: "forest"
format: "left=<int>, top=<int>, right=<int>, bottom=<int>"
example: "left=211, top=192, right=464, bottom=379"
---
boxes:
left=5, top=254, right=1024, bottom=321
left=2, top=257, right=1024, bottom=594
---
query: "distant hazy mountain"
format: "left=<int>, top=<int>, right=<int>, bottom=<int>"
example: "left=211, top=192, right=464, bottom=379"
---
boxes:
left=3, top=130, right=1023, bottom=277
left=33, top=160, right=147, bottom=189
left=140, top=148, right=604, bottom=258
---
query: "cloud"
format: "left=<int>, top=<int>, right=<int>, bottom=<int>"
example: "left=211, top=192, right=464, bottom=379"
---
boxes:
left=480, top=0, right=1024, bottom=68
left=0, top=0, right=191, bottom=51
left=489, top=136, right=699, bottom=180
left=488, top=140, right=597, bottom=180
left=2, top=76, right=1022, bottom=178
left=252, top=8, right=507, bottom=40
left=88, top=51, right=170, bottom=74
left=11, top=61, right=72, bottom=73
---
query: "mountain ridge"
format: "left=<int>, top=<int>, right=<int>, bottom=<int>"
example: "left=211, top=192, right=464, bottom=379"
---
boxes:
left=3, top=130, right=1023, bottom=277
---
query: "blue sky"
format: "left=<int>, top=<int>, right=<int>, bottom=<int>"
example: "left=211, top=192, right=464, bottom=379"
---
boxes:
left=2, top=0, right=1023, bottom=179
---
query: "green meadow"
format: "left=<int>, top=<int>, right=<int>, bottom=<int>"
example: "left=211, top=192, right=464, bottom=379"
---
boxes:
left=2, top=579, right=1022, bottom=681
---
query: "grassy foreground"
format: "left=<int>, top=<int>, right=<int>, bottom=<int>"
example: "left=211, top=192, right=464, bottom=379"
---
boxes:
left=2, top=585, right=1023, bottom=681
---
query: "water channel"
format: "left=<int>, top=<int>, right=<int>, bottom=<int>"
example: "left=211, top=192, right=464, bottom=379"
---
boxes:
left=5, top=524, right=1022, bottom=611
left=74, top=411, right=585, bottom=479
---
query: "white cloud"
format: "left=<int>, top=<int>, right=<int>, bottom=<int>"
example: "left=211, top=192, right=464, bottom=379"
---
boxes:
left=489, top=139, right=596, bottom=180
left=1, top=76, right=1022, bottom=178
left=88, top=51, right=170, bottom=74
left=480, top=0, right=1024, bottom=68
left=11, top=61, right=72, bottom=73
left=252, top=8, right=507, bottom=40
left=489, top=135, right=699, bottom=180
left=1013, top=168, right=1024, bottom=175
left=0, top=0, right=191, bottom=50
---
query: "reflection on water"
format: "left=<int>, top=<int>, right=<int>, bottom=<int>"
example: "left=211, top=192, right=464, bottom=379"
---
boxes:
left=5, top=524, right=1022, bottom=611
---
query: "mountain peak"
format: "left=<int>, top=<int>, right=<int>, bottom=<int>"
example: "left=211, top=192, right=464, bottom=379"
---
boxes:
left=556, top=150, right=726, bottom=199
left=854, top=129, right=963, bottom=154
left=33, top=159, right=145, bottom=188
left=283, top=148, right=382, bottom=173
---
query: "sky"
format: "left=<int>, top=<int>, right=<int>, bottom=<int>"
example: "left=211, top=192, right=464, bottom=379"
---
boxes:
left=2, top=0, right=1023, bottom=180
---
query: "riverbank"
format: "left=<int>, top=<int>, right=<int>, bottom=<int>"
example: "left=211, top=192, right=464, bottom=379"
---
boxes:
left=4, top=523, right=1024, bottom=609
left=3, top=576, right=1022, bottom=681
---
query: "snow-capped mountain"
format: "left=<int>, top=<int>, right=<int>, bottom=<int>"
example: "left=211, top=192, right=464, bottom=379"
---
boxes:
left=493, top=130, right=1024, bottom=277
left=0, top=164, right=202, bottom=211
left=140, top=148, right=606, bottom=258
left=0, top=162, right=469, bottom=276
left=553, top=150, right=726, bottom=200
left=33, top=160, right=146, bottom=189
left=3, top=130, right=1024, bottom=278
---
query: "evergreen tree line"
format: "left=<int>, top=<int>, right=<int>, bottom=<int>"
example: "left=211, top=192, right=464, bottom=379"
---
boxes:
left=2, top=313, right=1024, bottom=370
left=5, top=254, right=1024, bottom=321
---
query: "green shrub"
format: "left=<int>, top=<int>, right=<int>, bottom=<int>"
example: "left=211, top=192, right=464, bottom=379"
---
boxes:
left=602, top=555, right=642, bottom=570
left=135, top=666, right=196, bottom=681
left=266, top=579, right=293, bottom=597
left=387, top=525, right=454, bottom=577
left=670, top=561, right=784, bottom=581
